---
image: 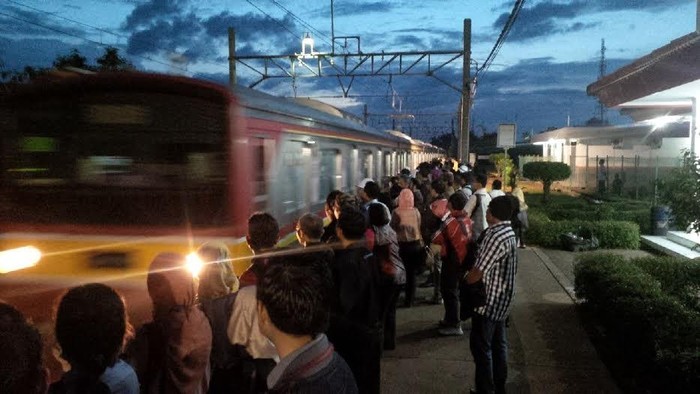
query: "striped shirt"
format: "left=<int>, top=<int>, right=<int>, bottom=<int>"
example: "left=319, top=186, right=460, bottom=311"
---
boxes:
left=473, top=222, right=518, bottom=321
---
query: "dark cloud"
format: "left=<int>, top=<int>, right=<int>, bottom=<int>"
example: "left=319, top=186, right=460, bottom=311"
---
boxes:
left=124, top=0, right=185, bottom=30
left=127, top=13, right=203, bottom=57
left=0, top=6, right=87, bottom=39
left=392, top=34, right=426, bottom=48
left=497, top=0, right=692, bottom=42
left=310, top=1, right=395, bottom=18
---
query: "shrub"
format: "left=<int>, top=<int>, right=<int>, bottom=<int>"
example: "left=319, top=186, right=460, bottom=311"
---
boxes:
left=574, top=253, right=700, bottom=392
left=632, top=256, right=700, bottom=312
left=523, top=162, right=571, bottom=203
left=657, top=150, right=700, bottom=233
left=526, top=215, right=640, bottom=249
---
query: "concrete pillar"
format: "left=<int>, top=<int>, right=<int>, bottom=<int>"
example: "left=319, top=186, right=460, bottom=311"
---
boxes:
left=692, top=97, right=699, bottom=156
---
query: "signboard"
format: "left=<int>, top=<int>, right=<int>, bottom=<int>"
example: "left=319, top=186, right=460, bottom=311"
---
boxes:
left=497, top=123, right=516, bottom=148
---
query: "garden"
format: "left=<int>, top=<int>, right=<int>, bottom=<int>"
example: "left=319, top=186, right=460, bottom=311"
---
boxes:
left=520, top=160, right=700, bottom=393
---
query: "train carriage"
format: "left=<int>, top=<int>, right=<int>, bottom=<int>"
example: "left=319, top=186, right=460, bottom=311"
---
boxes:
left=0, top=71, right=442, bottom=278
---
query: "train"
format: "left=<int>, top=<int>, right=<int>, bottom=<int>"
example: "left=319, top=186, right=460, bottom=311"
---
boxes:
left=0, top=71, right=443, bottom=278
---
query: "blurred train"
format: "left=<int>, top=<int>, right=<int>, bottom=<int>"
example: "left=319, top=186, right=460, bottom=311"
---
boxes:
left=0, top=71, right=442, bottom=277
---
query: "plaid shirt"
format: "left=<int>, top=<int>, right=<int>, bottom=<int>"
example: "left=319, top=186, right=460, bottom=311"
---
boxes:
left=474, top=221, right=518, bottom=321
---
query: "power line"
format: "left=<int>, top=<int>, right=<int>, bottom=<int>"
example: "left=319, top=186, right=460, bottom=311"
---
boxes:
left=477, top=0, right=525, bottom=76
left=265, top=0, right=337, bottom=50
left=2, top=1, right=232, bottom=76
left=244, top=0, right=300, bottom=39
left=0, top=11, right=200, bottom=76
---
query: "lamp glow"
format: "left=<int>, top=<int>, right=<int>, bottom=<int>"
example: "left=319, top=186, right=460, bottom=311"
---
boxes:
left=185, top=252, right=203, bottom=277
left=0, top=246, right=42, bottom=274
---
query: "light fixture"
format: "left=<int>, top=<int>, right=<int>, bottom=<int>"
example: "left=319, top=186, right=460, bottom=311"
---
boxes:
left=300, top=32, right=315, bottom=59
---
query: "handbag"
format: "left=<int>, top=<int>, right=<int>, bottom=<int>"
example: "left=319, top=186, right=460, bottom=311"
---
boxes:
left=459, top=277, right=486, bottom=321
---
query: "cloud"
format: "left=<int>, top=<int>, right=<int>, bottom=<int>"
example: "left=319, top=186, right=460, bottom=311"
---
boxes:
left=0, top=6, right=87, bottom=39
left=310, top=1, right=396, bottom=18
left=496, top=0, right=691, bottom=42
left=124, top=0, right=186, bottom=30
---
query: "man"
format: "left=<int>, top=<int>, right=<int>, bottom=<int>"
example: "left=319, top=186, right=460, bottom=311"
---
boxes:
left=488, top=179, right=505, bottom=199
left=431, top=192, right=473, bottom=336
left=240, top=212, right=280, bottom=288
left=0, top=303, right=49, bottom=394
left=295, top=213, right=334, bottom=283
left=356, top=177, right=374, bottom=204
left=455, top=172, right=473, bottom=200
left=465, top=196, right=518, bottom=394
left=257, top=260, right=358, bottom=393
left=597, top=159, right=607, bottom=195
left=464, top=172, right=492, bottom=241
left=328, top=206, right=382, bottom=394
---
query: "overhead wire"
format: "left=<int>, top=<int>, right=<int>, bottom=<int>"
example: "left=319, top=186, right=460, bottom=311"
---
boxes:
left=1, top=0, right=233, bottom=77
left=477, top=0, right=525, bottom=76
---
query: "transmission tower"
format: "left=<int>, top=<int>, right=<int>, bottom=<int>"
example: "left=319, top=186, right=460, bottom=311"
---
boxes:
left=597, top=38, right=607, bottom=124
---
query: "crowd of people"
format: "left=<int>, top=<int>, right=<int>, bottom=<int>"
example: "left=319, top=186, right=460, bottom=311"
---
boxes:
left=0, top=158, right=527, bottom=394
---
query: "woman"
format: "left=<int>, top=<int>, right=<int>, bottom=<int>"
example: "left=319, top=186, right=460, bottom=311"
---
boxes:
left=50, top=283, right=138, bottom=394
left=510, top=180, right=529, bottom=248
left=391, top=188, right=424, bottom=308
left=368, top=203, right=405, bottom=351
left=124, top=252, right=212, bottom=394
left=321, top=190, right=343, bottom=244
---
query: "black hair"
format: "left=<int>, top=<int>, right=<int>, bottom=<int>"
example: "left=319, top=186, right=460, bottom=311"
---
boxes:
left=298, top=213, right=324, bottom=240
left=337, top=206, right=367, bottom=240
left=363, top=181, right=381, bottom=199
left=492, top=179, right=502, bottom=190
left=257, top=259, right=330, bottom=336
left=55, top=283, right=127, bottom=384
left=0, top=304, right=44, bottom=394
left=489, top=196, right=514, bottom=221
left=368, top=203, right=389, bottom=227
left=400, top=168, right=411, bottom=175
left=325, top=190, right=342, bottom=209
left=431, top=180, right=446, bottom=196
left=475, top=172, right=488, bottom=188
left=248, top=212, right=280, bottom=251
left=448, top=191, right=468, bottom=211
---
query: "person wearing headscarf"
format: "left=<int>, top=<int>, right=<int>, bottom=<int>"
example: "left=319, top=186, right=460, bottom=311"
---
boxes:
left=390, top=188, right=424, bottom=308
left=124, top=252, right=212, bottom=394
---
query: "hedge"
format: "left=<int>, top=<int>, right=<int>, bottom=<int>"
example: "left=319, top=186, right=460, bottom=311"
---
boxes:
left=632, top=256, right=700, bottom=312
left=527, top=212, right=640, bottom=249
left=574, top=253, right=700, bottom=392
left=547, top=207, right=651, bottom=235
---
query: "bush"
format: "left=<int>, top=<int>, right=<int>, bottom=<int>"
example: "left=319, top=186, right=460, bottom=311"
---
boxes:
left=526, top=214, right=640, bottom=249
left=523, top=162, right=571, bottom=203
left=632, top=256, right=700, bottom=312
left=574, top=253, right=700, bottom=392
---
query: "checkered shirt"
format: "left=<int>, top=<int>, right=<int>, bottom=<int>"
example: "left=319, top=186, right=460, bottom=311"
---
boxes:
left=473, top=221, right=518, bottom=321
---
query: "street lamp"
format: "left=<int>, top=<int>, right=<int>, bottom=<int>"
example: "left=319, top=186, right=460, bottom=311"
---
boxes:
left=300, top=32, right=315, bottom=59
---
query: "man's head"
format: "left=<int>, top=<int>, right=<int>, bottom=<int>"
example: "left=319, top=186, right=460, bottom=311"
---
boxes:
left=448, top=190, right=467, bottom=212
left=363, top=181, right=381, bottom=201
left=368, top=203, right=389, bottom=227
left=336, top=206, right=367, bottom=242
left=0, top=303, right=47, bottom=394
left=430, top=180, right=445, bottom=198
left=257, top=260, right=331, bottom=341
left=324, top=190, right=343, bottom=220
left=55, top=283, right=127, bottom=377
left=247, top=212, right=280, bottom=253
left=356, top=178, right=373, bottom=200
left=492, top=179, right=502, bottom=191
left=398, top=174, right=411, bottom=189
left=472, top=172, right=487, bottom=190
left=487, top=196, right=513, bottom=225
left=296, top=213, right=324, bottom=245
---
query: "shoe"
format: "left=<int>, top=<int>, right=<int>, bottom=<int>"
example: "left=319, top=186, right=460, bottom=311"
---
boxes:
left=438, top=326, right=464, bottom=336
left=518, top=244, right=527, bottom=249
left=437, top=319, right=451, bottom=328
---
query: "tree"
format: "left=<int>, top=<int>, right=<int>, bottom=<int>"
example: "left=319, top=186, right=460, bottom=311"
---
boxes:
left=53, top=49, right=91, bottom=70
left=489, top=152, right=514, bottom=187
left=523, top=161, right=571, bottom=203
left=96, top=47, right=133, bottom=71
left=657, top=150, right=700, bottom=232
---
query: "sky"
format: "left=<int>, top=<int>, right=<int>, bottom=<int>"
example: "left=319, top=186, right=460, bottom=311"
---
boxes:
left=0, top=0, right=697, bottom=143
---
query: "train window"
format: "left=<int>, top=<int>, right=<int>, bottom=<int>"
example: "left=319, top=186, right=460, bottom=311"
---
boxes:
left=362, top=150, right=373, bottom=178
left=320, top=149, right=341, bottom=199
left=277, top=139, right=310, bottom=214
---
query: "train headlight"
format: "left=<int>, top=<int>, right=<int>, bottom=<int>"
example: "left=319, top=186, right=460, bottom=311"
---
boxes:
left=0, top=246, right=42, bottom=274
left=185, top=252, right=203, bottom=278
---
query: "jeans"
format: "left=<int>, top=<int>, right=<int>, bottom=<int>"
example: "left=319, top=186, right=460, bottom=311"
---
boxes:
left=399, top=240, right=423, bottom=306
left=469, top=313, right=508, bottom=394
left=440, top=256, right=460, bottom=325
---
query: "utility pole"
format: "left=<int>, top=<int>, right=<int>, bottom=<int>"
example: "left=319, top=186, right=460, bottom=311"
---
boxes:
left=597, top=38, right=607, bottom=123
left=228, top=28, right=236, bottom=87
left=460, top=19, right=471, bottom=164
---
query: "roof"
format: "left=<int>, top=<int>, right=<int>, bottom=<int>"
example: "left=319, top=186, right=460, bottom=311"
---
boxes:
left=531, top=121, right=689, bottom=146
left=587, top=32, right=700, bottom=108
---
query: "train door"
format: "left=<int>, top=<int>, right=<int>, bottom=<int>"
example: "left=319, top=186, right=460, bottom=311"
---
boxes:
left=320, top=148, right=342, bottom=198
left=249, top=136, right=275, bottom=212
left=361, top=149, right=373, bottom=179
